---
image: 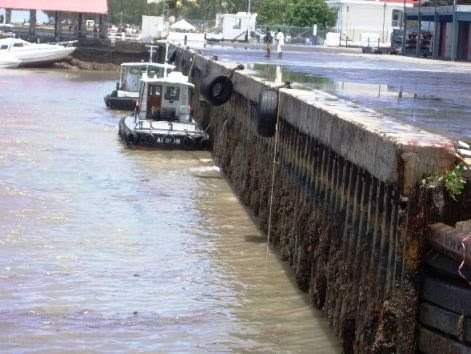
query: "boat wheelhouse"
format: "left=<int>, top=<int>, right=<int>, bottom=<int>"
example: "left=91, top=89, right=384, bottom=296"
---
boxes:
left=104, top=62, right=175, bottom=110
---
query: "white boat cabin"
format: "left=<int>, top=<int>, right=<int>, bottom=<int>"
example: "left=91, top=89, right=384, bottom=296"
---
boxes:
left=119, top=62, right=175, bottom=95
left=137, top=71, right=194, bottom=123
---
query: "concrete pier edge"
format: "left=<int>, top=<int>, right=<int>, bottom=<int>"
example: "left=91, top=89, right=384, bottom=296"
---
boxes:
left=171, top=44, right=466, bottom=352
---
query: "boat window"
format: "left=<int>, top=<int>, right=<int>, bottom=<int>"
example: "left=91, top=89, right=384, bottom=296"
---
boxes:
left=130, top=67, right=140, bottom=75
left=0, top=45, right=8, bottom=50
left=147, top=69, right=159, bottom=78
left=148, top=84, right=162, bottom=96
left=13, top=43, right=24, bottom=47
left=165, top=86, right=180, bottom=101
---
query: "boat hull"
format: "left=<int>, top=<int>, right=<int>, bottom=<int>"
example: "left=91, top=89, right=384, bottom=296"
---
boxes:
left=16, top=47, right=76, bottom=67
left=118, top=116, right=210, bottom=150
left=104, top=95, right=137, bottom=111
left=0, top=58, right=20, bottom=68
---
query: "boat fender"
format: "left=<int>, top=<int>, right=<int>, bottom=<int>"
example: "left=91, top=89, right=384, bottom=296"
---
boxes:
left=163, top=135, right=174, bottom=145
left=199, top=137, right=211, bottom=150
left=127, top=132, right=139, bottom=145
left=143, top=134, right=155, bottom=145
left=256, top=90, right=278, bottom=138
left=200, top=73, right=233, bottom=106
left=104, top=95, right=111, bottom=108
left=182, top=136, right=194, bottom=149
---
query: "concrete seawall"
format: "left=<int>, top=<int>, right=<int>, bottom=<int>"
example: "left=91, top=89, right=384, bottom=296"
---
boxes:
left=170, top=46, right=466, bottom=352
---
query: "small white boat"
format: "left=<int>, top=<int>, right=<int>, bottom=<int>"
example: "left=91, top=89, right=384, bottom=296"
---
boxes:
left=118, top=70, right=210, bottom=150
left=0, top=38, right=76, bottom=67
left=104, top=61, right=175, bottom=110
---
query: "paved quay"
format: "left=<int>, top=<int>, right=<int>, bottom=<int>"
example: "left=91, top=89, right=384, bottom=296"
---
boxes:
left=199, top=42, right=471, bottom=143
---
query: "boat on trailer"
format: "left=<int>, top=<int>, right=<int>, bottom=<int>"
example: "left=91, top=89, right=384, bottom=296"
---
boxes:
left=118, top=69, right=209, bottom=149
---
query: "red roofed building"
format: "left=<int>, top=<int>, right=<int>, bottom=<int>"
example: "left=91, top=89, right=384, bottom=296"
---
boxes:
left=0, top=0, right=109, bottom=40
left=0, top=0, right=107, bottom=14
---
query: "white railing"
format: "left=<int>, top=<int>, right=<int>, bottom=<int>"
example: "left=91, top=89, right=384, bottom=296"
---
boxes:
left=108, top=32, right=142, bottom=45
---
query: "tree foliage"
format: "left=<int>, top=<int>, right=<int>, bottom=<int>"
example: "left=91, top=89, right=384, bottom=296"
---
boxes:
left=253, top=0, right=336, bottom=29
left=80, top=0, right=336, bottom=27
left=107, top=0, right=157, bottom=25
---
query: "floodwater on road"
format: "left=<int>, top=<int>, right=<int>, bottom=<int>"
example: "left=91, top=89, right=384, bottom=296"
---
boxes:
left=0, top=69, right=340, bottom=353
left=201, top=45, right=471, bottom=142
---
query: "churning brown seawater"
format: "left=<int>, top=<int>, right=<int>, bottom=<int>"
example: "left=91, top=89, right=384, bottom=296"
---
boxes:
left=0, top=68, right=340, bottom=353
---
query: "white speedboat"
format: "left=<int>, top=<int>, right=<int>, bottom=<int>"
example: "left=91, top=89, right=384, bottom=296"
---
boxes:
left=0, top=38, right=76, bottom=67
left=118, top=70, right=209, bottom=150
left=104, top=61, right=175, bottom=110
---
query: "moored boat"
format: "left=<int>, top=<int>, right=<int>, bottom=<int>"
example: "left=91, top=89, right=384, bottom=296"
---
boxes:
left=118, top=70, right=209, bottom=150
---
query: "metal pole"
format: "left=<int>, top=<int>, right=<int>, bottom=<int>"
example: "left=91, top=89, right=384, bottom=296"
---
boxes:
left=433, top=0, right=439, bottom=58
left=451, top=0, right=457, bottom=61
left=402, top=0, right=407, bottom=54
left=382, top=1, right=387, bottom=44
left=416, top=0, right=421, bottom=57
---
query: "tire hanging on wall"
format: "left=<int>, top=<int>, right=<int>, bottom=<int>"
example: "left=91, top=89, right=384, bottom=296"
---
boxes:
left=256, top=90, right=278, bottom=138
left=200, top=73, right=233, bottom=106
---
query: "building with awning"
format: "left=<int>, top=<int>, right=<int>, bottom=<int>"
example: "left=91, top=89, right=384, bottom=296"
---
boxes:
left=0, top=0, right=108, bottom=40
left=404, top=0, right=471, bottom=61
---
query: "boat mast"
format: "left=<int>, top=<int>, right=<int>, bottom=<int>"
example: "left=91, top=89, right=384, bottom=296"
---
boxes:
left=164, top=40, right=169, bottom=78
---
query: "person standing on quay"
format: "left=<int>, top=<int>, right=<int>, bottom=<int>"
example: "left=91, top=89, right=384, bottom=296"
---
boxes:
left=264, top=27, right=273, bottom=58
left=275, top=28, right=285, bottom=59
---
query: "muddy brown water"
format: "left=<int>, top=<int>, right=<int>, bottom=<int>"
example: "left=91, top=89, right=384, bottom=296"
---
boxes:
left=0, top=68, right=340, bottom=352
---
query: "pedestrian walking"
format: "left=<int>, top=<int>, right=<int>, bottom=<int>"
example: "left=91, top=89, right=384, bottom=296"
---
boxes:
left=275, top=28, right=285, bottom=59
left=264, top=27, right=273, bottom=58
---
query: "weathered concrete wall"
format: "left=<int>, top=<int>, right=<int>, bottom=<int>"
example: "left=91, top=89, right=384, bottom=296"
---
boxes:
left=172, top=46, right=460, bottom=352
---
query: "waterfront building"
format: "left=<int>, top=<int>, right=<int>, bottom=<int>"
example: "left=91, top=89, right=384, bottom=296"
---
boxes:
left=0, top=0, right=108, bottom=41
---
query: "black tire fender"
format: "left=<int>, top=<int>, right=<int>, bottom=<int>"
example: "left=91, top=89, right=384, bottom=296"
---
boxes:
left=127, top=132, right=139, bottom=145
left=199, top=137, right=211, bottom=150
left=143, top=134, right=155, bottom=145
left=200, top=73, right=233, bottom=106
left=182, top=136, right=194, bottom=149
left=256, top=90, right=278, bottom=138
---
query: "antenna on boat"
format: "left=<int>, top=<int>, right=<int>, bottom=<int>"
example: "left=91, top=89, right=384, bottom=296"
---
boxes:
left=149, top=45, right=154, bottom=63
left=164, top=40, right=170, bottom=78
left=145, top=44, right=159, bottom=63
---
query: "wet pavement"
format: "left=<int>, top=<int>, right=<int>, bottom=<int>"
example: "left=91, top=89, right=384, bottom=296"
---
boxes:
left=201, top=44, right=471, bottom=142
left=0, top=68, right=340, bottom=352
